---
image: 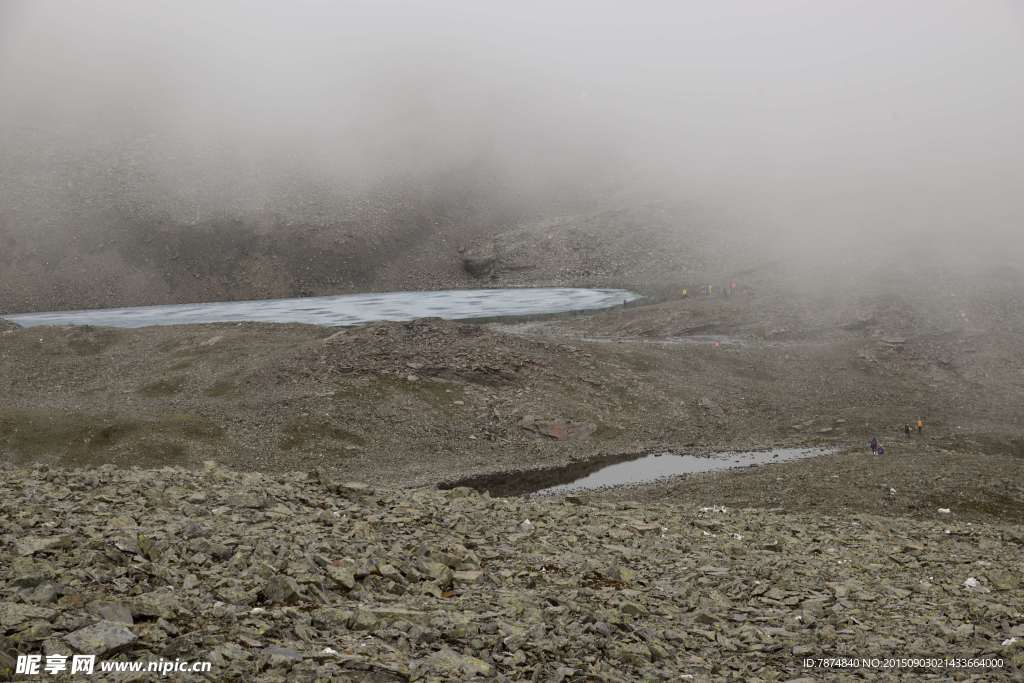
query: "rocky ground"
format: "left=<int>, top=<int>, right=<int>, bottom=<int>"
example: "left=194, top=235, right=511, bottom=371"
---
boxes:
left=2, top=265, right=1022, bottom=487
left=594, top=444, right=1024, bottom=526
left=1, top=462, right=1021, bottom=682
left=2, top=218, right=1024, bottom=680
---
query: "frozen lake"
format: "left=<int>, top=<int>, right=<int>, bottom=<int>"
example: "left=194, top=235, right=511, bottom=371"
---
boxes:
left=6, top=288, right=641, bottom=329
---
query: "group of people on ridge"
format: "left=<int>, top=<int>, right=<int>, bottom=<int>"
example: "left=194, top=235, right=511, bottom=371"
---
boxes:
left=680, top=280, right=738, bottom=299
left=870, top=417, right=924, bottom=456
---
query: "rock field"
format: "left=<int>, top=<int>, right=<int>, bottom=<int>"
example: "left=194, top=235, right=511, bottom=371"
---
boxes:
left=1, top=462, right=1021, bottom=681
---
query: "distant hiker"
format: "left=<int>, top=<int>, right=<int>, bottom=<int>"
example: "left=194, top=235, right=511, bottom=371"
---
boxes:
left=730, top=279, right=737, bottom=292
left=681, top=288, right=688, bottom=299
left=869, top=435, right=879, bottom=454
left=916, top=417, right=924, bottom=434
left=904, top=423, right=911, bottom=437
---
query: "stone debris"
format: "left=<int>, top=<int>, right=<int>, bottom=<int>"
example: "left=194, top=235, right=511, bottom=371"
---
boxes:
left=15, top=535, right=71, bottom=557
left=63, top=621, right=137, bottom=656
left=0, top=462, right=1021, bottom=681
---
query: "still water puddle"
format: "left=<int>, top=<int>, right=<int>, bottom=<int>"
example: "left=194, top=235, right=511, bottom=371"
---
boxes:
left=7, top=288, right=641, bottom=329
left=444, top=447, right=833, bottom=497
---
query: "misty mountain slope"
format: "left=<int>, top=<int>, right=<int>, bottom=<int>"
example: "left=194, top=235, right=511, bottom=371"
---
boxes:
left=0, top=198, right=740, bottom=314
left=463, top=203, right=739, bottom=289
left=0, top=188, right=514, bottom=313
left=528, top=261, right=1024, bottom=342
left=4, top=0, right=1024, bottom=316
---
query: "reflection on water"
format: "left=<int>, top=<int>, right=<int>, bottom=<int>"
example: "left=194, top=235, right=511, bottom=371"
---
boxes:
left=535, top=448, right=833, bottom=495
left=443, top=447, right=834, bottom=497
left=8, top=288, right=641, bottom=329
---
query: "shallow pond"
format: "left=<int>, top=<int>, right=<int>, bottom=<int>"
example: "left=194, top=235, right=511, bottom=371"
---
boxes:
left=7, top=288, right=641, bottom=328
left=444, top=447, right=834, bottom=497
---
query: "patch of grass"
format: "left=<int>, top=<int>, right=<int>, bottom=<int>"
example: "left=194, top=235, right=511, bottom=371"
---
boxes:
left=91, top=421, right=142, bottom=446
left=924, top=492, right=1024, bottom=522
left=65, top=327, right=124, bottom=356
left=204, top=379, right=239, bottom=398
left=138, top=376, right=187, bottom=397
left=156, top=339, right=183, bottom=353
left=0, top=408, right=222, bottom=463
left=403, top=377, right=466, bottom=406
left=591, top=423, right=623, bottom=441
left=333, top=374, right=465, bottom=408
left=0, top=409, right=139, bottom=457
left=69, top=438, right=190, bottom=468
left=615, top=351, right=659, bottom=372
left=942, top=434, right=1024, bottom=459
left=332, top=374, right=393, bottom=400
left=279, top=416, right=366, bottom=450
left=162, top=413, right=224, bottom=440
left=134, top=439, right=187, bottom=463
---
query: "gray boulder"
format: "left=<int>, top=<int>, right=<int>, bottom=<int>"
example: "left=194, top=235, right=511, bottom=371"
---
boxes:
left=462, top=243, right=497, bottom=278
left=262, top=574, right=301, bottom=605
left=424, top=648, right=493, bottom=678
left=64, top=621, right=137, bottom=656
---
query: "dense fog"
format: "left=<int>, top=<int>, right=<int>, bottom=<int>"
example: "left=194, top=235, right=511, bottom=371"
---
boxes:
left=2, top=0, right=1022, bottom=263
